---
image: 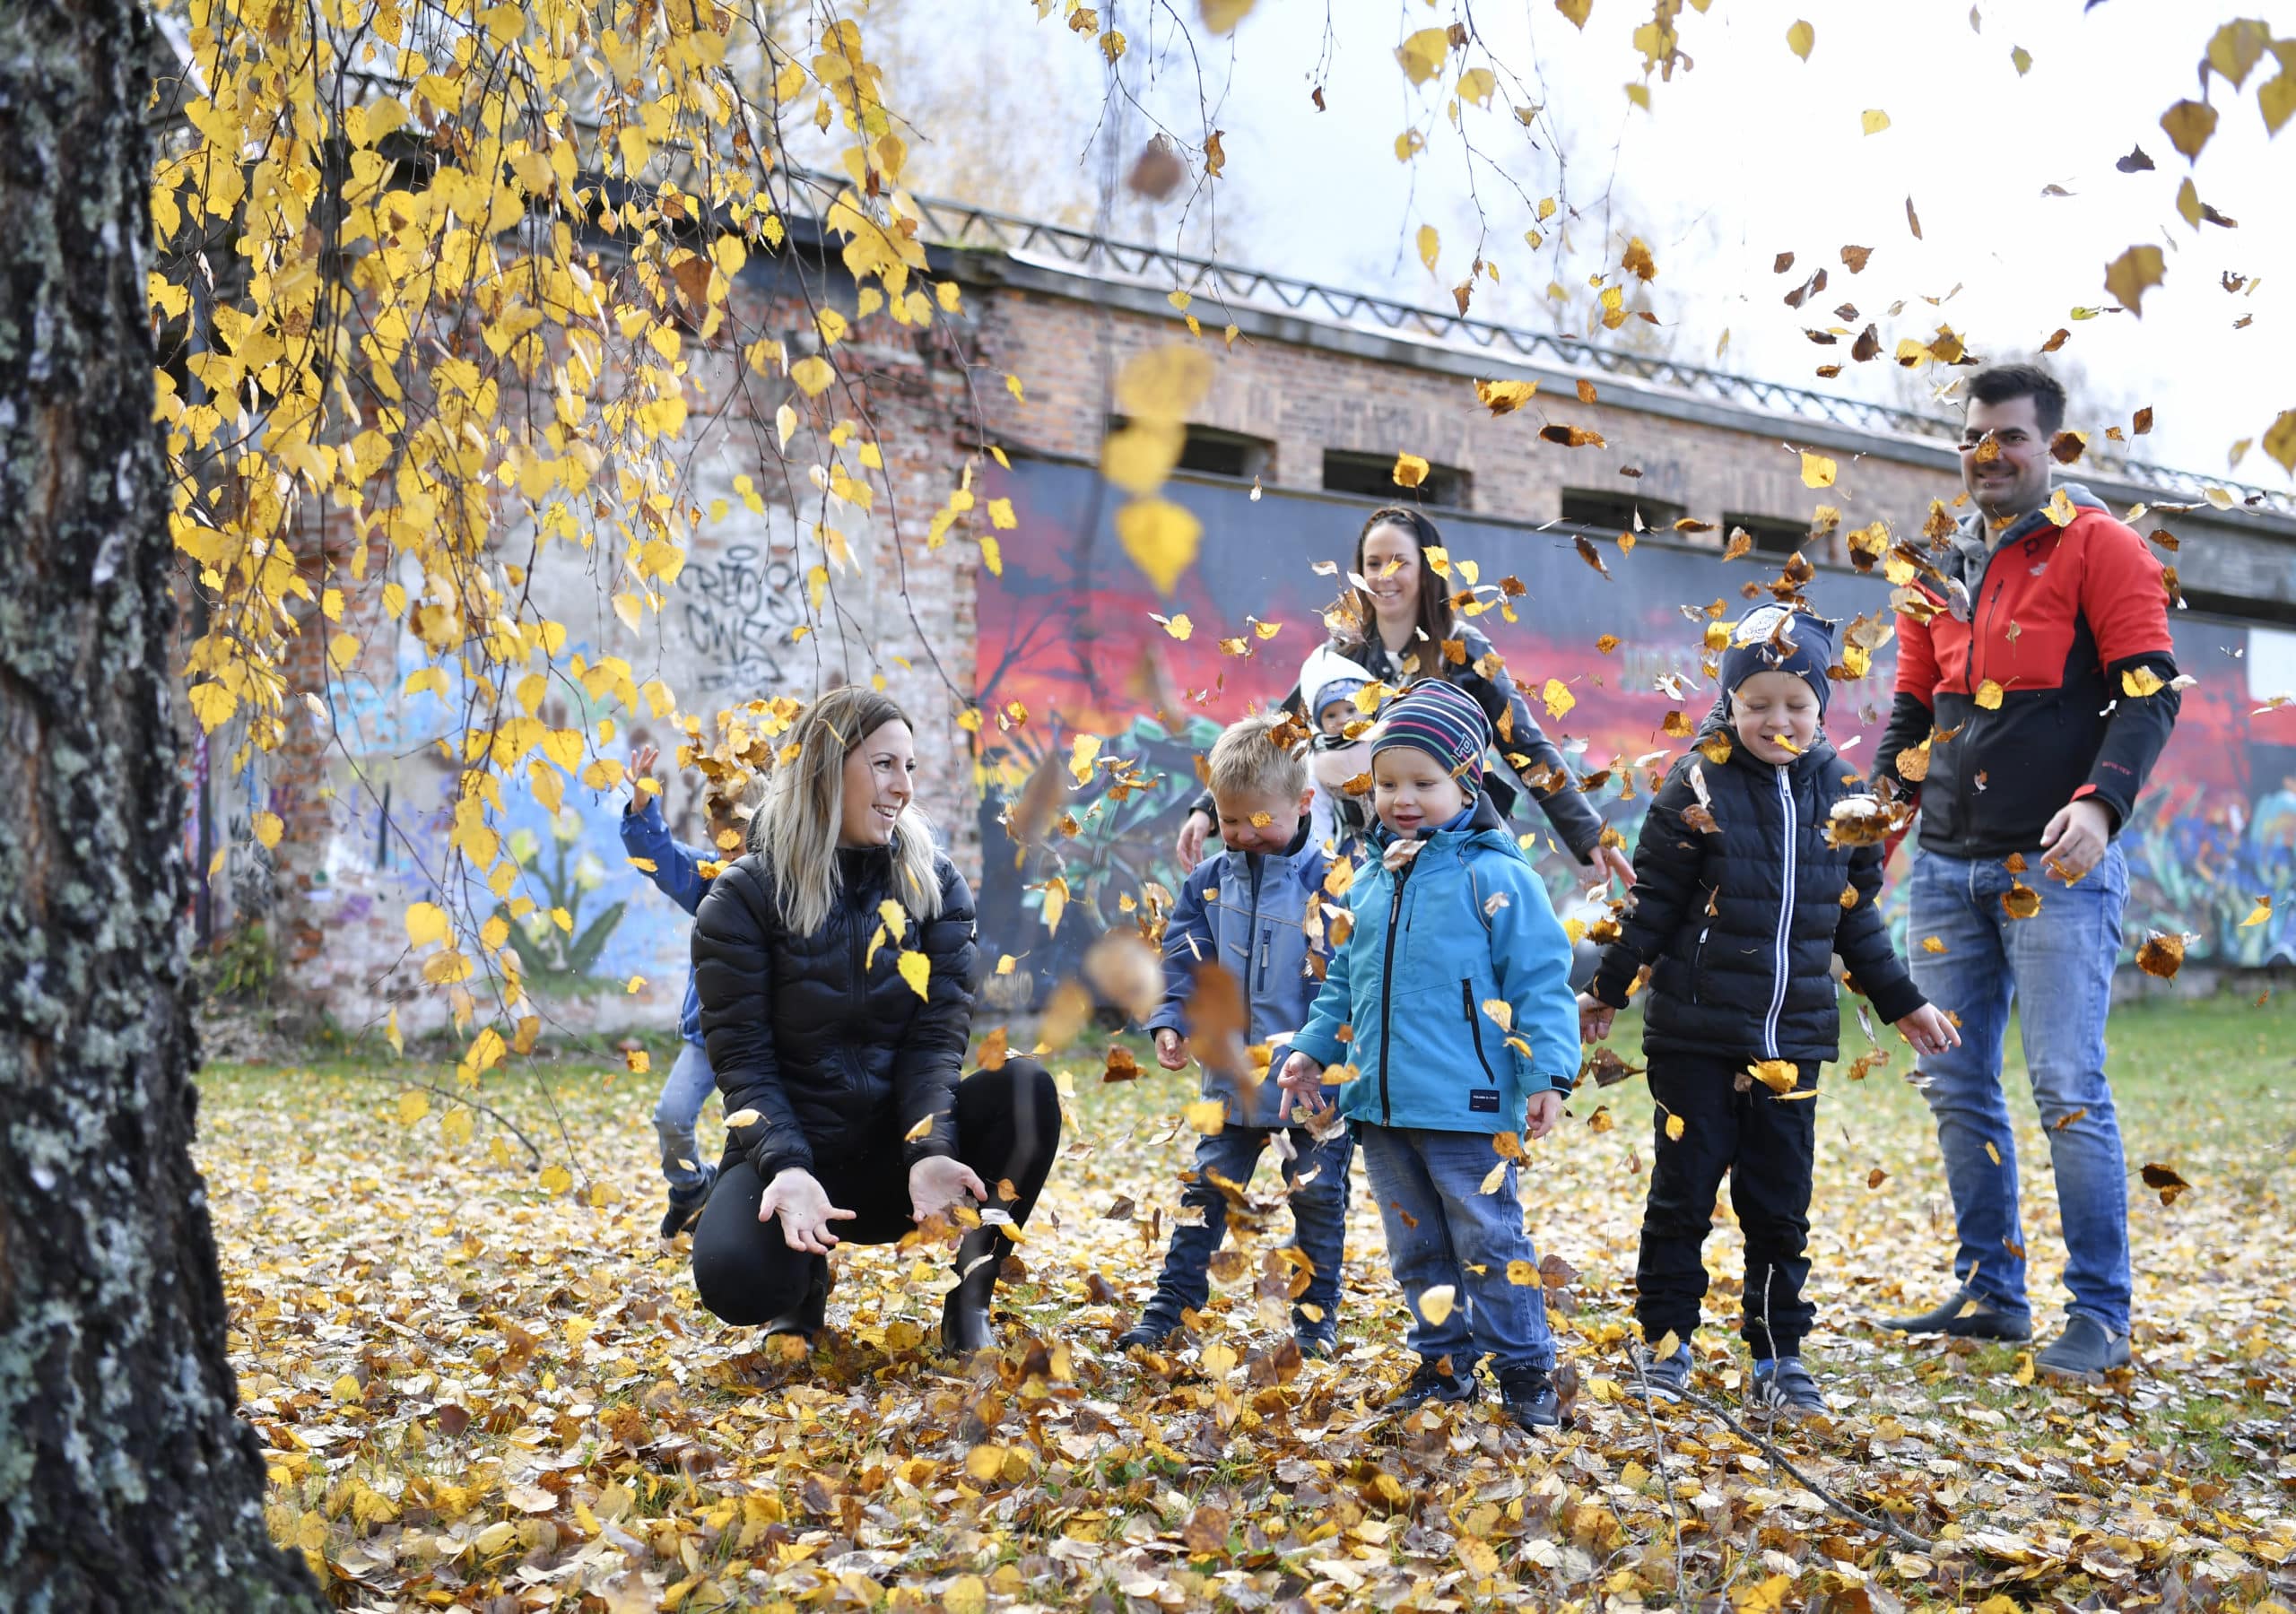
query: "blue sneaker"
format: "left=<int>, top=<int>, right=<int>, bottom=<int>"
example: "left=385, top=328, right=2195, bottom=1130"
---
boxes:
left=1633, top=1343, right=1693, bottom=1404
left=1749, top=1357, right=1827, bottom=1418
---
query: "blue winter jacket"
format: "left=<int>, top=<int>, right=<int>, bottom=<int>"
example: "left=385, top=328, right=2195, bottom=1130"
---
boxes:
left=1291, top=795, right=1578, bottom=1132
left=617, top=796, right=715, bottom=1046
left=1144, top=818, right=1331, bottom=1129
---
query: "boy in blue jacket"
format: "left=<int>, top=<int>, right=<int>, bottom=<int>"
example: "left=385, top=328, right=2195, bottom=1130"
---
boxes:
left=1278, top=679, right=1579, bottom=1430
left=1118, top=713, right=1356, bottom=1359
left=618, top=742, right=735, bottom=1241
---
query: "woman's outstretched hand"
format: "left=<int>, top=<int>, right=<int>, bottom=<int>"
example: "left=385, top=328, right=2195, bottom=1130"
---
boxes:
left=759, top=1167, right=856, bottom=1253
left=909, top=1154, right=988, bottom=1224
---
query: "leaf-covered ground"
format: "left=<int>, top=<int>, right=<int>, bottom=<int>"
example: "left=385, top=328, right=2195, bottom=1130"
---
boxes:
left=204, top=994, right=2296, bottom=1612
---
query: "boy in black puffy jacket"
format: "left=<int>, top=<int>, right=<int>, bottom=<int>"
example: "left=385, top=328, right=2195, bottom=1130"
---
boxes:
left=1579, top=607, right=1960, bottom=1417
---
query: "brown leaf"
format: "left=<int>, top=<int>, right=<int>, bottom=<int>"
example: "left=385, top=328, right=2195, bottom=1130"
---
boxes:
left=2140, top=1162, right=2192, bottom=1205
left=2135, top=932, right=2186, bottom=979
left=2115, top=143, right=2155, bottom=173
left=1839, top=244, right=1873, bottom=273
left=1541, top=423, right=1606, bottom=448
left=1573, top=535, right=1611, bottom=577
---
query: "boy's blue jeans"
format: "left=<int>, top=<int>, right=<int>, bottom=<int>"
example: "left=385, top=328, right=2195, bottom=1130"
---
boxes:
left=1140, top=1123, right=1354, bottom=1333
left=1907, top=844, right=2132, bottom=1334
left=655, top=1041, right=718, bottom=1195
left=1357, top=1124, right=1557, bottom=1375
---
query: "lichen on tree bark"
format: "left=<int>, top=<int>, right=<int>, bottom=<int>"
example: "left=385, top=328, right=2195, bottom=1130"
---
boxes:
left=0, top=2, right=321, bottom=1607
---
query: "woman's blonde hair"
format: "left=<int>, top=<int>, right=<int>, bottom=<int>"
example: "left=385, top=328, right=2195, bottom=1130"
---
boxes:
left=749, top=686, right=944, bottom=937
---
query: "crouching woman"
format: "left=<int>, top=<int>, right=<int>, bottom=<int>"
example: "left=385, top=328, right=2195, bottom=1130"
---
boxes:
left=689, top=686, right=1061, bottom=1354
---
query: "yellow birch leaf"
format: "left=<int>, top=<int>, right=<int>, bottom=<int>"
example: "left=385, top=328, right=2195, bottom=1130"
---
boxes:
left=1786, top=20, right=1813, bottom=59
left=897, top=949, right=931, bottom=1000
left=1975, top=679, right=2005, bottom=709
left=1417, top=1285, right=1457, bottom=1325
left=540, top=1164, right=573, bottom=1194
left=1115, top=498, right=1201, bottom=594
left=405, top=902, right=449, bottom=948
left=790, top=355, right=835, bottom=396
left=397, top=1089, right=430, bottom=1125
left=1665, top=1112, right=1686, bottom=1141
left=1183, top=1098, right=1227, bottom=1134
left=250, top=811, right=283, bottom=848
left=1416, top=224, right=1439, bottom=273
left=1861, top=108, right=1892, bottom=134
left=1800, top=451, right=1839, bottom=488
left=2239, top=896, right=2272, bottom=927
left=1393, top=451, right=1431, bottom=488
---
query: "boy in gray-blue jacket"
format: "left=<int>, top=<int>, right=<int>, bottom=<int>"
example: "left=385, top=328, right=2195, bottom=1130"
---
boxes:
left=1280, top=680, right=1579, bottom=1430
left=617, top=742, right=732, bottom=1240
left=1118, top=713, right=1355, bottom=1359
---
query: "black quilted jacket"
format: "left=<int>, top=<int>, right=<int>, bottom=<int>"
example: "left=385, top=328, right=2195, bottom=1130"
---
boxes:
left=1589, top=733, right=1926, bottom=1063
left=692, top=844, right=977, bottom=1182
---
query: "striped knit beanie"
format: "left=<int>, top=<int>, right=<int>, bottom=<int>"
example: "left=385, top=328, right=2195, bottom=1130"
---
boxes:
left=1370, top=678, right=1493, bottom=798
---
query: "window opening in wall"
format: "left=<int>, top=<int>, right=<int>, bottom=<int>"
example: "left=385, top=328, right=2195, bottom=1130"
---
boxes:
left=1104, top=418, right=1274, bottom=482
left=1322, top=449, right=1471, bottom=508
left=1558, top=487, right=1686, bottom=534
left=1724, top=511, right=1815, bottom=556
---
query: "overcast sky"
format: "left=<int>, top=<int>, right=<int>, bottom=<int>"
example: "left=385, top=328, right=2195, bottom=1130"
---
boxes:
left=880, top=0, right=2290, bottom=481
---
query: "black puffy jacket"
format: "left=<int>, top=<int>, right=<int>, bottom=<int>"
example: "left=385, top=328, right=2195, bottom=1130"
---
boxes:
left=692, top=844, right=977, bottom=1182
left=1589, top=733, right=1925, bottom=1063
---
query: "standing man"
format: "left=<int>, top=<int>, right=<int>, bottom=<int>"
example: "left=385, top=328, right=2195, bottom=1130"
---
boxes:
left=1874, top=362, right=2179, bottom=1379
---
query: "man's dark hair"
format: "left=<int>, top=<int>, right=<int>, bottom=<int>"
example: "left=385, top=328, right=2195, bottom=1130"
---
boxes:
left=1966, top=362, right=2067, bottom=437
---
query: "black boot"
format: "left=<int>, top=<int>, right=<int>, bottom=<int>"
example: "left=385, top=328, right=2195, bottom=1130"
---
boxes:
left=941, top=1226, right=1009, bottom=1356
left=764, top=1257, right=831, bottom=1341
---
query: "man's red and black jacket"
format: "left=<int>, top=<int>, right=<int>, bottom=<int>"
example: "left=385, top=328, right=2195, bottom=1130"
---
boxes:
left=1874, top=483, right=2181, bottom=859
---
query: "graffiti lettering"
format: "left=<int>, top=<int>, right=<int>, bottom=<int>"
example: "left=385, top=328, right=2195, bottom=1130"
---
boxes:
left=683, top=543, right=805, bottom=694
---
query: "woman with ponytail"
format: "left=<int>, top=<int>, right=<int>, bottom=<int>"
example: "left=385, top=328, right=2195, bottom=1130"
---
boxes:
left=689, top=686, right=1061, bottom=1355
left=1177, top=506, right=1633, bottom=888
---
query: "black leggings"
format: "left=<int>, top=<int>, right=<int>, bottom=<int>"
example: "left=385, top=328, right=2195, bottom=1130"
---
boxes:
left=691, top=1059, right=1062, bottom=1326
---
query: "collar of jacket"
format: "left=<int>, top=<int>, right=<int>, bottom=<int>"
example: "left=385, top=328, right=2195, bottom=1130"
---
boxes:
left=1946, top=479, right=2106, bottom=586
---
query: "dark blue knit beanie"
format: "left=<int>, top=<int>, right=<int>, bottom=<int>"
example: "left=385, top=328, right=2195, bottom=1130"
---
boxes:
left=1720, top=606, right=1836, bottom=717
left=1370, top=679, right=1494, bottom=797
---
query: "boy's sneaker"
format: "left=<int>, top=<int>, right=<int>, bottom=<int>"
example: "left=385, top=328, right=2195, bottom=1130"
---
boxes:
left=1387, top=1358, right=1477, bottom=1412
left=658, top=1165, right=718, bottom=1241
left=2034, top=1315, right=2130, bottom=1380
left=1631, top=1343, right=1693, bottom=1404
left=1116, top=1314, right=1181, bottom=1353
left=1294, top=1323, right=1339, bottom=1360
left=1497, top=1366, right=1561, bottom=1431
left=1748, top=1358, right=1828, bottom=1418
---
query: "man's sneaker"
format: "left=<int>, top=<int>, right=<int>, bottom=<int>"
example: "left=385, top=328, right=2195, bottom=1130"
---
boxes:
left=2035, top=1315, right=2130, bottom=1380
left=1748, top=1358, right=1828, bottom=1418
left=658, top=1165, right=718, bottom=1241
left=1880, top=1289, right=2032, bottom=1341
left=1116, top=1315, right=1180, bottom=1353
left=1631, top=1343, right=1693, bottom=1404
left=1497, top=1366, right=1561, bottom=1431
left=1387, top=1358, right=1477, bottom=1411
left=1294, top=1323, right=1339, bottom=1361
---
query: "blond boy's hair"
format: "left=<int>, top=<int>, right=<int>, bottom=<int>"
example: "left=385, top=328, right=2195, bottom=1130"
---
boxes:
left=1206, top=710, right=1309, bottom=802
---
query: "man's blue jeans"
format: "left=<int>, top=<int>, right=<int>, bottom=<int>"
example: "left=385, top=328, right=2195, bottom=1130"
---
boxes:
left=1140, top=1123, right=1353, bottom=1334
left=1907, top=844, right=2131, bottom=1333
left=1357, top=1124, right=1557, bottom=1375
left=654, top=1041, right=718, bottom=1194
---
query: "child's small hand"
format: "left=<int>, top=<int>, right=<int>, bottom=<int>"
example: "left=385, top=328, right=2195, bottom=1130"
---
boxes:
left=1576, top=991, right=1615, bottom=1045
left=628, top=742, right=662, bottom=815
left=1894, top=1002, right=1961, bottom=1057
left=1276, top=1051, right=1329, bottom=1121
left=1152, top=1028, right=1189, bottom=1071
left=1524, top=1089, right=1564, bottom=1141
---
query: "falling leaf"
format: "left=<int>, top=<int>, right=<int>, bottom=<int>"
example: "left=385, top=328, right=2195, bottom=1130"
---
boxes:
left=2001, top=883, right=2041, bottom=919
left=897, top=949, right=931, bottom=999
left=1747, top=1059, right=1798, bottom=1095
left=1474, top=377, right=1538, bottom=413
left=2160, top=99, right=2218, bottom=161
left=1116, top=498, right=1202, bottom=594
left=1574, top=535, right=1611, bottom=577
left=2104, top=245, right=2166, bottom=315
left=1975, top=679, right=2005, bottom=709
left=2140, top=1162, right=2192, bottom=1205
left=1800, top=451, right=1838, bottom=489
left=1417, top=1285, right=1457, bottom=1325
left=1665, top=1113, right=1685, bottom=1141
left=1541, top=423, right=1606, bottom=447
left=1393, top=451, right=1431, bottom=489
left=1182, top=1098, right=1227, bottom=1135
left=2135, top=933, right=2187, bottom=979
left=1198, top=0, right=1254, bottom=33
left=2123, top=665, right=2166, bottom=699
left=1553, top=0, right=1590, bottom=30
left=2239, top=896, right=2273, bottom=928
left=2010, top=45, right=2031, bottom=74
left=1861, top=108, right=1892, bottom=135
left=1786, top=19, right=1813, bottom=59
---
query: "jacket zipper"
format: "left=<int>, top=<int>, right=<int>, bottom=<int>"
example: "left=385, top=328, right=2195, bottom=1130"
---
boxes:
left=1692, top=924, right=1710, bottom=1003
left=1961, top=529, right=2020, bottom=834
left=1244, top=854, right=1265, bottom=995
left=1461, top=979, right=1499, bottom=1083
left=1377, top=852, right=1413, bottom=1125
left=1762, top=765, right=1796, bottom=1058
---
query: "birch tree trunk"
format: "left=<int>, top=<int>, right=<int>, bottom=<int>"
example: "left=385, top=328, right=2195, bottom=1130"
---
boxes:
left=0, top=3, right=321, bottom=1606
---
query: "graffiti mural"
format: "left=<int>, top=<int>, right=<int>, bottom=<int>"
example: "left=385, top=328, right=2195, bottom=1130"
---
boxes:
left=971, top=457, right=2296, bottom=997
left=682, top=542, right=809, bottom=696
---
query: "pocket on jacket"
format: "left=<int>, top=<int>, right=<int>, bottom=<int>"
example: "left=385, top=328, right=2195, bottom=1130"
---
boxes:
left=1459, top=978, right=1501, bottom=1084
